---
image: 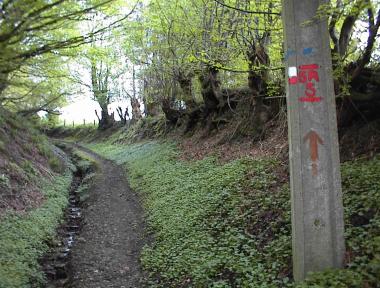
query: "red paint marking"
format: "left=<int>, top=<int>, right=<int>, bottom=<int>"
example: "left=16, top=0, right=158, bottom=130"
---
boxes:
left=298, top=71, right=307, bottom=83
left=304, top=130, right=323, bottom=161
left=288, top=76, right=298, bottom=85
left=304, top=130, right=324, bottom=176
left=289, top=63, right=323, bottom=102
left=307, top=69, right=319, bottom=82
left=299, top=64, right=319, bottom=70
left=298, top=65, right=320, bottom=83
left=305, top=82, right=316, bottom=96
left=299, top=97, right=322, bottom=102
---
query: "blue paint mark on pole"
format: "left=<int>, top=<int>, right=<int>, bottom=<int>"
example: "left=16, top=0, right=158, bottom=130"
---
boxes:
left=285, top=49, right=296, bottom=60
left=303, top=47, right=313, bottom=55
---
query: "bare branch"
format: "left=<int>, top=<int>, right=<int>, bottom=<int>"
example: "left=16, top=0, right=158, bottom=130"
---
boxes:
left=329, top=0, right=342, bottom=52
left=351, top=8, right=380, bottom=79
left=213, top=0, right=280, bottom=16
left=338, top=0, right=366, bottom=57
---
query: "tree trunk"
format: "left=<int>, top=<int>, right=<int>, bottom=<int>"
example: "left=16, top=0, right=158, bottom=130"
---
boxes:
left=243, top=44, right=271, bottom=139
left=199, top=67, right=220, bottom=115
left=131, top=98, right=142, bottom=121
left=145, top=101, right=161, bottom=117
left=97, top=106, right=115, bottom=130
left=116, top=106, right=129, bottom=125
left=176, top=71, right=197, bottom=110
left=161, top=98, right=181, bottom=124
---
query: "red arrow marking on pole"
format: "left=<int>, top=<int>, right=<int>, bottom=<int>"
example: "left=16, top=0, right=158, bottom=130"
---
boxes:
left=304, top=130, right=323, bottom=161
left=303, top=130, right=323, bottom=175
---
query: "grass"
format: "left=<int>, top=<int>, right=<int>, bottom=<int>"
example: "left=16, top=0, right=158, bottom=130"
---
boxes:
left=49, top=117, right=166, bottom=145
left=87, top=141, right=380, bottom=288
left=48, top=125, right=99, bottom=143
left=0, top=170, right=72, bottom=288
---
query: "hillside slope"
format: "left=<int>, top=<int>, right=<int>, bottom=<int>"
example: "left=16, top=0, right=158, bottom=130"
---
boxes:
left=0, top=109, right=68, bottom=213
left=0, top=109, right=73, bottom=287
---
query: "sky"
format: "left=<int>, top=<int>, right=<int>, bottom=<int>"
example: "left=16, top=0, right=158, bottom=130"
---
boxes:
left=59, top=97, right=131, bottom=124
left=59, top=50, right=138, bottom=125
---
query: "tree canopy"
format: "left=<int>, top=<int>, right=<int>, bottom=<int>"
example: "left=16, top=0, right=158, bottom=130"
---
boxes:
left=0, top=0, right=378, bottom=128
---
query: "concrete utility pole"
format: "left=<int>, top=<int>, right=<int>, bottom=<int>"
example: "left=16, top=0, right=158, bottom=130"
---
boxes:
left=282, top=0, right=345, bottom=281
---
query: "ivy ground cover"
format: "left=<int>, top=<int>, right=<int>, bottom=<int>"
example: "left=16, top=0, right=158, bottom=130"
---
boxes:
left=88, top=141, right=380, bottom=288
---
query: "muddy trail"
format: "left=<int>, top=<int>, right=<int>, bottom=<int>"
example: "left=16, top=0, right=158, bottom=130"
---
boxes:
left=63, top=146, right=147, bottom=288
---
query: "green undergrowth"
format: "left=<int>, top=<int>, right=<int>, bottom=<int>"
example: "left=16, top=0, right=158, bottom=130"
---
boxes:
left=0, top=170, right=72, bottom=288
left=49, top=117, right=168, bottom=145
left=71, top=148, right=98, bottom=173
left=87, top=141, right=380, bottom=287
left=48, top=125, right=99, bottom=142
left=297, top=157, right=380, bottom=287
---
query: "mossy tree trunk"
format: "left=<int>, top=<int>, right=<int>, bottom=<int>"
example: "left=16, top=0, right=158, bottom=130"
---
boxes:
left=175, top=69, right=197, bottom=110
left=199, top=66, right=220, bottom=115
left=244, top=42, right=270, bottom=138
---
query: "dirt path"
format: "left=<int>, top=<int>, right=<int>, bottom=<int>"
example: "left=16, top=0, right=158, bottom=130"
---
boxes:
left=70, top=147, right=147, bottom=288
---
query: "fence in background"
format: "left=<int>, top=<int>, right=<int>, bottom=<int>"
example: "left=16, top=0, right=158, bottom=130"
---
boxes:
left=63, top=119, right=97, bottom=127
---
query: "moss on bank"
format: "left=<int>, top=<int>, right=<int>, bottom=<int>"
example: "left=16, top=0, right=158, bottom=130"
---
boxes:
left=88, top=141, right=380, bottom=287
left=0, top=170, right=72, bottom=288
left=71, top=148, right=98, bottom=202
